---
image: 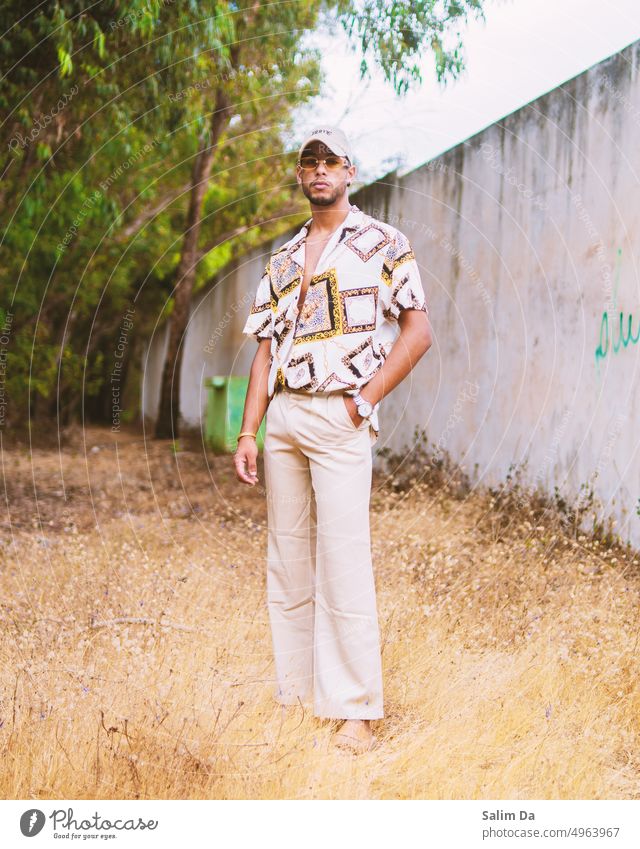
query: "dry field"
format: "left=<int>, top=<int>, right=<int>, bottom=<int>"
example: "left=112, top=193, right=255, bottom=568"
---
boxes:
left=1, top=423, right=639, bottom=800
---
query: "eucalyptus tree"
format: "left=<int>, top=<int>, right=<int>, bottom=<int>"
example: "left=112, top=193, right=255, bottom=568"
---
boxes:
left=0, top=1, right=321, bottom=427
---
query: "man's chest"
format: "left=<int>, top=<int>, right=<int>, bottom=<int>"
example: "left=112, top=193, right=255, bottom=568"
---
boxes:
left=268, top=218, right=396, bottom=345
left=288, top=260, right=381, bottom=344
left=297, top=236, right=332, bottom=310
left=271, top=244, right=386, bottom=307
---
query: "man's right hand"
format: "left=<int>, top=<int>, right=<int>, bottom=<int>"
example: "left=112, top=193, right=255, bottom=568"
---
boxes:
left=234, top=436, right=259, bottom=485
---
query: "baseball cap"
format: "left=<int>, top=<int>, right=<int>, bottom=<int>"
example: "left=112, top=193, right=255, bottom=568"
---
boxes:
left=297, top=125, right=353, bottom=163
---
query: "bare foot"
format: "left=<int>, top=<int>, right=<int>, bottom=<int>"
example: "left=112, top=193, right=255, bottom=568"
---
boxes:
left=331, top=719, right=376, bottom=753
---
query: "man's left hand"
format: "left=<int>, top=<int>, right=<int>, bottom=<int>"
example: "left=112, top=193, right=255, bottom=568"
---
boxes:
left=343, top=394, right=365, bottom=427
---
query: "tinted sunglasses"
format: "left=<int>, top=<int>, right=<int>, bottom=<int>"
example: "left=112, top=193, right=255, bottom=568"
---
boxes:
left=298, top=154, right=350, bottom=171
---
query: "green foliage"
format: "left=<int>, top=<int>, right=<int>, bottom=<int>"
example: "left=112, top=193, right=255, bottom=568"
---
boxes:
left=0, top=0, right=483, bottom=428
left=336, top=0, right=485, bottom=94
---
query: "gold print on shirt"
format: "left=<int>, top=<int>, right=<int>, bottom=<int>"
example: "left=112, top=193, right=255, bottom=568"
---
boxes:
left=284, top=352, right=318, bottom=390
left=391, top=272, right=429, bottom=317
left=344, top=224, right=392, bottom=262
left=293, top=268, right=342, bottom=344
left=270, top=248, right=304, bottom=304
left=341, top=335, right=383, bottom=380
left=380, top=240, right=416, bottom=286
left=340, top=285, right=378, bottom=333
left=273, top=313, right=295, bottom=354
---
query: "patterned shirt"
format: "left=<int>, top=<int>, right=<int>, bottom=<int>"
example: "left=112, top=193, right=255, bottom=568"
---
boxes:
left=242, top=203, right=429, bottom=444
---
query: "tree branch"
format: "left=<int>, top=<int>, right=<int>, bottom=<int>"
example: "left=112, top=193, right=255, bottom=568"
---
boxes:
left=116, top=183, right=190, bottom=242
left=195, top=199, right=303, bottom=262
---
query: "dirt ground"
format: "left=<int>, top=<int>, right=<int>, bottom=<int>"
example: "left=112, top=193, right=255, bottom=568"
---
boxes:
left=2, top=423, right=640, bottom=799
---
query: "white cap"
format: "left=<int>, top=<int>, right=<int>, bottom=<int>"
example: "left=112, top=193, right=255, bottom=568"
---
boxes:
left=297, top=125, right=353, bottom=163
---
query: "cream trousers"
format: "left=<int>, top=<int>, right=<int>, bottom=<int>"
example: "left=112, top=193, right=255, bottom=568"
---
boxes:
left=263, top=388, right=384, bottom=720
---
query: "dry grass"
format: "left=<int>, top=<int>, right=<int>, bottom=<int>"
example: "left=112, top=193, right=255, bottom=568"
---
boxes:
left=1, top=423, right=640, bottom=799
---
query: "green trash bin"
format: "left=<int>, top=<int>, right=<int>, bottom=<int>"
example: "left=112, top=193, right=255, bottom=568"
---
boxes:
left=204, top=376, right=266, bottom=453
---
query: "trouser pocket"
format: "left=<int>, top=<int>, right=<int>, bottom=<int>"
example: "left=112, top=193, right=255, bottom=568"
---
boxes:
left=333, top=393, right=367, bottom=431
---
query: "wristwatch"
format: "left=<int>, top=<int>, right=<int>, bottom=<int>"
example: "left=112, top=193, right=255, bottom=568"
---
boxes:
left=352, top=392, right=374, bottom=419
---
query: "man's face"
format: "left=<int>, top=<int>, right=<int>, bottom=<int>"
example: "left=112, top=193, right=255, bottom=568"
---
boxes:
left=296, top=140, right=356, bottom=207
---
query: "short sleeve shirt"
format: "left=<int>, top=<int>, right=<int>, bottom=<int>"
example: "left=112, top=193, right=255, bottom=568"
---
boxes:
left=241, top=204, right=429, bottom=443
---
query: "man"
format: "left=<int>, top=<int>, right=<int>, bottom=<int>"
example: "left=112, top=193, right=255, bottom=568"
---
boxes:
left=234, top=125, right=432, bottom=753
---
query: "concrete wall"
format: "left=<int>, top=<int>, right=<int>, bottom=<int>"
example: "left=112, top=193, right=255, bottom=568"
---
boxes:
left=142, top=39, right=640, bottom=547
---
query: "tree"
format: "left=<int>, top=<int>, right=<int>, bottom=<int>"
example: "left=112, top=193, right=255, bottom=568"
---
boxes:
left=0, top=0, right=484, bottom=435
left=0, top=1, right=320, bottom=430
left=153, top=0, right=325, bottom=437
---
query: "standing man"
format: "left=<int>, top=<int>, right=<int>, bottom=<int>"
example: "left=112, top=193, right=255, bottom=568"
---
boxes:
left=235, top=125, right=431, bottom=753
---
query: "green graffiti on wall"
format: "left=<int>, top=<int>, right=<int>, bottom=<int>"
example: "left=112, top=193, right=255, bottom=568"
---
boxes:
left=595, top=311, right=640, bottom=369
left=594, top=248, right=640, bottom=372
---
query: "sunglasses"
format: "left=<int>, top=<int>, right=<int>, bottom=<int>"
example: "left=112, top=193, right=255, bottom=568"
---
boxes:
left=298, top=155, right=350, bottom=171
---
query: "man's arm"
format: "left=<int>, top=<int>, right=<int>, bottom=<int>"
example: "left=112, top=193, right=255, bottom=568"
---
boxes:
left=241, top=336, right=271, bottom=434
left=359, top=309, right=432, bottom=408
left=234, top=337, right=271, bottom=485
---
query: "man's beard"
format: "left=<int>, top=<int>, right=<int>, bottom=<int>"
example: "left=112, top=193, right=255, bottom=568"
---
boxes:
left=301, top=180, right=346, bottom=207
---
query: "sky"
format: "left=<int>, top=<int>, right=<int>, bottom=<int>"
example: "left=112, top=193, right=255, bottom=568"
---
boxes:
left=292, top=0, right=640, bottom=185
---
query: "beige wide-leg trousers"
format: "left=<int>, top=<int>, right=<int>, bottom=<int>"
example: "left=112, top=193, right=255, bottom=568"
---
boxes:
left=263, top=387, right=384, bottom=720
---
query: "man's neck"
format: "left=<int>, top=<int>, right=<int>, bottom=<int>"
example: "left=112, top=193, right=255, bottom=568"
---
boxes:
left=308, top=202, right=352, bottom=237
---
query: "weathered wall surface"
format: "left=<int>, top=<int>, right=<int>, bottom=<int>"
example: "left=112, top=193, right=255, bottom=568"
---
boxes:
left=142, top=40, right=640, bottom=547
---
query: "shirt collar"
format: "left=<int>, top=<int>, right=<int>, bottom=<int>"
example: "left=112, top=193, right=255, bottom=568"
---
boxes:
left=300, top=203, right=364, bottom=242
left=279, top=204, right=368, bottom=295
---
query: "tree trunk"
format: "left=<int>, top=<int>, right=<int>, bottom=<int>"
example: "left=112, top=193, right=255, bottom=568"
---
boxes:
left=154, top=88, right=232, bottom=439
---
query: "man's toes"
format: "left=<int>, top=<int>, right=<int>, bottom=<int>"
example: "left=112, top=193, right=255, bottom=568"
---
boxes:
left=330, top=722, right=376, bottom=752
